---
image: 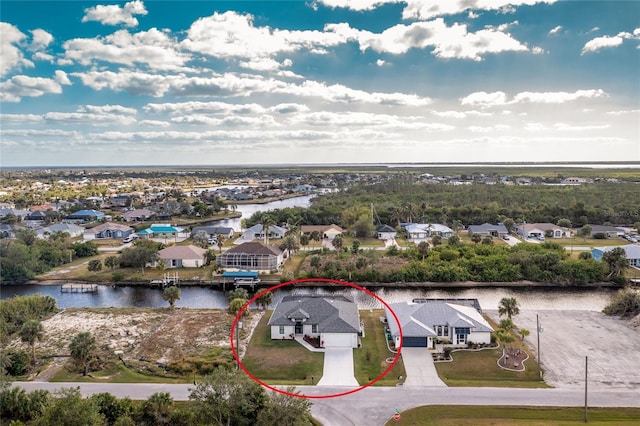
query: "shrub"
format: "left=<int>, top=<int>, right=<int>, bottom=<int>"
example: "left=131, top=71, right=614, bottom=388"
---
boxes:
left=603, top=289, right=640, bottom=318
left=112, top=272, right=125, bottom=282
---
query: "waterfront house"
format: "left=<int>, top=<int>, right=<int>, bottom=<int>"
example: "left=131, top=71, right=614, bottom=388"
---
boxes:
left=592, top=245, right=640, bottom=267
left=122, top=208, right=155, bottom=222
left=300, top=224, right=344, bottom=240
left=84, top=223, right=135, bottom=240
left=191, top=225, right=234, bottom=240
left=242, top=224, right=287, bottom=241
left=65, top=209, right=105, bottom=223
left=156, top=245, right=207, bottom=268
left=217, top=241, right=283, bottom=271
left=268, top=295, right=361, bottom=347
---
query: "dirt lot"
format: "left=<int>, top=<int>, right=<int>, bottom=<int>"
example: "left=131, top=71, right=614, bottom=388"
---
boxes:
left=487, top=309, right=640, bottom=389
left=7, top=308, right=263, bottom=380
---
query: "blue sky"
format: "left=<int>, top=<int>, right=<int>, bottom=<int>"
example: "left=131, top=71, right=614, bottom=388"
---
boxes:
left=1, top=0, right=638, bottom=167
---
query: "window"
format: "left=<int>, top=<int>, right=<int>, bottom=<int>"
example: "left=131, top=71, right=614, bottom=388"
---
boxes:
left=312, top=324, right=318, bottom=333
left=279, top=326, right=284, bottom=334
left=443, top=325, right=448, bottom=336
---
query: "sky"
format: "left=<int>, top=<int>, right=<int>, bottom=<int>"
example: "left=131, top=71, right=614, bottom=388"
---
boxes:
left=1, top=0, right=639, bottom=167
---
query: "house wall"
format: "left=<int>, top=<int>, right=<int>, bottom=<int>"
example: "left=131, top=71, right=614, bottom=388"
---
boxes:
left=321, top=332, right=357, bottom=348
left=165, top=258, right=204, bottom=268
left=469, top=331, right=491, bottom=345
left=302, top=324, right=320, bottom=338
left=270, top=325, right=295, bottom=339
left=377, top=231, right=396, bottom=240
left=324, top=229, right=342, bottom=239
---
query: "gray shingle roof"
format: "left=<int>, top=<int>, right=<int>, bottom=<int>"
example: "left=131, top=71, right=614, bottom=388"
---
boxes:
left=268, top=295, right=360, bottom=333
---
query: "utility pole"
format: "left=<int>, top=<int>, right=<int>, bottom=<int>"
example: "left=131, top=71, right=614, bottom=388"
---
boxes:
left=584, top=356, right=588, bottom=423
left=537, top=314, right=542, bottom=380
left=235, top=321, right=243, bottom=369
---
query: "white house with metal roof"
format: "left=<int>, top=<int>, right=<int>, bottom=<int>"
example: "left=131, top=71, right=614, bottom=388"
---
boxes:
left=385, top=300, right=493, bottom=349
left=404, top=223, right=454, bottom=239
left=268, top=295, right=361, bottom=348
left=592, top=244, right=640, bottom=267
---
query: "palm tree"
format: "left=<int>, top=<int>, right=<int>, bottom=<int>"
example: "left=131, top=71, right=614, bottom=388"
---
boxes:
left=260, top=215, right=276, bottom=245
left=216, top=235, right=227, bottom=253
left=162, top=286, right=181, bottom=309
left=69, top=332, right=97, bottom=376
left=602, top=247, right=628, bottom=280
left=20, top=320, right=44, bottom=365
left=498, top=297, right=520, bottom=320
left=332, top=234, right=344, bottom=252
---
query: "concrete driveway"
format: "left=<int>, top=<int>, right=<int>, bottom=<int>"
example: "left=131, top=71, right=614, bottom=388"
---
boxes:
left=317, top=348, right=359, bottom=387
left=401, top=347, right=446, bottom=387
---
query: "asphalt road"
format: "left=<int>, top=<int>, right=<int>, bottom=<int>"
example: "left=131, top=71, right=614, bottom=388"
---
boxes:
left=15, top=382, right=640, bottom=426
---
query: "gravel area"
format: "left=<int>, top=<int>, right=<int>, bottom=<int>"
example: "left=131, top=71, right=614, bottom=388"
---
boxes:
left=487, top=309, right=640, bottom=389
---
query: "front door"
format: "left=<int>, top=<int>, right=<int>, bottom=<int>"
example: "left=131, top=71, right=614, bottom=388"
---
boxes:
left=295, top=322, right=303, bottom=334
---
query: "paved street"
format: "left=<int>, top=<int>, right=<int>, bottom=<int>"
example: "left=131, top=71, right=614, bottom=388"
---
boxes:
left=15, top=382, right=640, bottom=426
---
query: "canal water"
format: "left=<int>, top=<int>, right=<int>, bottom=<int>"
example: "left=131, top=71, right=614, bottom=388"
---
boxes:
left=0, top=284, right=616, bottom=312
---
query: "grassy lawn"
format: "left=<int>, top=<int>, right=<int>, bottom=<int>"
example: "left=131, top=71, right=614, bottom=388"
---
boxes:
left=241, top=311, right=324, bottom=385
left=343, top=236, right=386, bottom=248
left=386, top=405, right=640, bottom=425
left=354, top=310, right=405, bottom=386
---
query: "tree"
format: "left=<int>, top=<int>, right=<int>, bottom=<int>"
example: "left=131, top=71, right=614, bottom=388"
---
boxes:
left=255, top=291, right=273, bottom=310
left=260, top=215, right=276, bottom=245
left=190, top=368, right=266, bottom=426
left=229, top=298, right=249, bottom=316
left=192, top=230, right=209, bottom=249
left=498, top=297, right=520, bottom=320
left=353, top=215, right=374, bottom=238
left=104, top=256, right=119, bottom=270
left=71, top=241, right=99, bottom=258
left=448, top=235, right=461, bottom=245
left=578, top=251, right=592, bottom=260
left=331, top=234, right=344, bottom=251
left=216, top=235, right=227, bottom=253
left=69, top=332, right=96, bottom=376
left=118, top=244, right=158, bottom=275
left=471, top=234, right=482, bottom=244
left=503, top=218, right=515, bottom=234
left=557, top=218, right=572, bottom=229
left=602, top=247, right=628, bottom=281
left=162, top=286, right=181, bottom=309
left=257, top=386, right=312, bottom=426
left=579, top=224, right=592, bottom=241
left=20, top=320, right=43, bottom=366
left=36, top=387, right=104, bottom=426
left=309, top=256, right=321, bottom=273
left=417, top=241, right=430, bottom=260
left=90, top=392, right=133, bottom=425
left=481, top=235, right=494, bottom=245
left=518, top=328, right=530, bottom=341
left=351, top=239, right=361, bottom=254
left=87, top=259, right=102, bottom=273
left=279, top=235, right=299, bottom=255
left=299, top=234, right=310, bottom=250
left=496, top=328, right=515, bottom=349
left=310, top=230, right=322, bottom=246
left=228, top=287, right=249, bottom=302
left=431, top=235, right=442, bottom=246
left=140, top=392, right=173, bottom=426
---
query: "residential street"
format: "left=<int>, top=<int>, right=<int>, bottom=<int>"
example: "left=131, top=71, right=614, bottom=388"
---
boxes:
left=15, top=382, right=640, bottom=426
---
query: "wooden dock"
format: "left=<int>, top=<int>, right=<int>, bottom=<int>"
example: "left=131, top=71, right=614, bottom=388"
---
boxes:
left=61, top=283, right=98, bottom=293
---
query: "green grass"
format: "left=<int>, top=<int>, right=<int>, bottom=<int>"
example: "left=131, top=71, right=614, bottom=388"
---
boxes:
left=386, top=405, right=640, bottom=425
left=354, top=310, right=406, bottom=386
left=343, top=236, right=386, bottom=248
left=434, top=347, right=548, bottom=388
left=50, top=363, right=189, bottom=384
left=241, top=312, right=324, bottom=385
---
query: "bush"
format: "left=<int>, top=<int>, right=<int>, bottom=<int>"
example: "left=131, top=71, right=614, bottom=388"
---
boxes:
left=112, top=272, right=125, bottom=282
left=3, top=349, right=30, bottom=376
left=603, top=289, right=640, bottom=318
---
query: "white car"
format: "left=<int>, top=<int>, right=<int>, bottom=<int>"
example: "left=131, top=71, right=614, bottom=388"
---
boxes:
left=122, top=234, right=138, bottom=243
left=502, top=235, right=510, bottom=241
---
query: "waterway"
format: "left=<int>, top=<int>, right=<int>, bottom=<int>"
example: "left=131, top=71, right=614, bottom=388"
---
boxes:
left=0, top=284, right=616, bottom=312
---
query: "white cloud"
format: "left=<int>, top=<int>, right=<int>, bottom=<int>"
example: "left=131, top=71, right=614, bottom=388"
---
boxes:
left=144, top=101, right=266, bottom=115
left=316, top=0, right=403, bottom=11
left=79, top=104, right=137, bottom=115
left=0, top=23, right=34, bottom=77
left=269, top=103, right=310, bottom=114
left=29, top=29, right=54, bottom=51
left=82, top=0, right=148, bottom=27
left=328, top=18, right=528, bottom=61
left=553, top=123, right=610, bottom=131
left=431, top=110, right=467, bottom=119
left=33, top=52, right=54, bottom=62
left=0, top=75, right=64, bottom=102
left=581, top=32, right=636, bottom=54
left=460, top=91, right=508, bottom=107
left=62, top=28, right=189, bottom=70
left=531, top=46, right=545, bottom=55
left=468, top=124, right=511, bottom=133
left=548, top=25, right=562, bottom=35
left=239, top=57, right=287, bottom=72
left=376, top=59, right=386, bottom=66
left=461, top=89, right=606, bottom=107
left=42, top=111, right=137, bottom=126
left=54, top=70, right=72, bottom=85
left=0, top=114, right=45, bottom=124
left=402, top=0, right=558, bottom=21
left=139, top=120, right=171, bottom=127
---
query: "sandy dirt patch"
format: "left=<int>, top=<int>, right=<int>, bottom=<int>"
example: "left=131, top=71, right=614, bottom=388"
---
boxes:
left=488, top=310, right=640, bottom=389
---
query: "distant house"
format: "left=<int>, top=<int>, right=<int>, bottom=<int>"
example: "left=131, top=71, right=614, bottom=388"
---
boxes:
left=294, top=184, right=316, bottom=192
left=468, top=223, right=509, bottom=238
left=24, top=211, right=48, bottom=222
left=376, top=224, right=397, bottom=240
left=84, top=223, right=135, bottom=240
left=300, top=224, right=344, bottom=240
left=561, top=177, right=594, bottom=185
left=39, top=223, right=85, bottom=239
left=0, top=224, right=24, bottom=239
left=515, top=223, right=570, bottom=239
left=0, top=208, right=30, bottom=222
left=137, top=223, right=183, bottom=240
left=66, top=209, right=105, bottom=223
left=122, top=208, right=155, bottom=222
left=191, top=225, right=234, bottom=240
left=217, top=241, right=284, bottom=271
left=580, top=225, right=625, bottom=239
left=385, top=299, right=493, bottom=349
left=242, top=224, right=287, bottom=241
left=404, top=223, right=454, bottom=239
left=592, top=245, right=640, bottom=267
left=156, top=245, right=207, bottom=268
left=267, top=295, right=361, bottom=347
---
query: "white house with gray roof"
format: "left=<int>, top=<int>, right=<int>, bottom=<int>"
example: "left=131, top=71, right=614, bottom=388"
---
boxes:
left=385, top=300, right=493, bottom=349
left=468, top=223, right=508, bottom=238
left=268, top=295, right=361, bottom=348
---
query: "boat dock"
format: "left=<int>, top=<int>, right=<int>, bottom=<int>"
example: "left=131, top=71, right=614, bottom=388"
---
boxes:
left=61, top=283, right=99, bottom=293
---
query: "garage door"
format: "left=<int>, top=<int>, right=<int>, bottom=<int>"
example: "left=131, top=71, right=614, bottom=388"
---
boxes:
left=402, top=336, right=428, bottom=347
left=322, top=333, right=354, bottom=347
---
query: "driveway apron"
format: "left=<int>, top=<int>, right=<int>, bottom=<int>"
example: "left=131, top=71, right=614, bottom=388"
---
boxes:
left=401, top=347, right=446, bottom=387
left=317, top=347, right=359, bottom=387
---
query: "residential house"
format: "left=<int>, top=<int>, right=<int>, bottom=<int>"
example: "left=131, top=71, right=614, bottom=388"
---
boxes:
left=24, top=211, right=48, bottom=222
left=561, top=177, right=594, bottom=185
left=300, top=224, right=344, bottom=240
left=267, top=295, right=361, bottom=347
left=385, top=299, right=493, bottom=349
left=84, top=223, right=135, bottom=240
left=0, top=224, right=24, bottom=239
left=592, top=245, right=640, bottom=267
left=39, top=223, right=85, bottom=239
left=122, top=208, right=155, bottom=222
left=404, top=223, right=454, bottom=239
left=515, top=223, right=570, bottom=239
left=467, top=223, right=509, bottom=238
left=191, top=226, right=234, bottom=240
left=156, top=245, right=207, bottom=268
left=0, top=208, right=30, bottom=221
left=137, top=223, right=183, bottom=240
left=579, top=225, right=625, bottom=239
left=217, top=241, right=284, bottom=271
left=242, top=224, right=287, bottom=241
left=376, top=224, right=397, bottom=240
left=65, top=209, right=105, bottom=223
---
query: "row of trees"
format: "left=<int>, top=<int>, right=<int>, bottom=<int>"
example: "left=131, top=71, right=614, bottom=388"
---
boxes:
left=1, top=370, right=313, bottom=425
left=300, top=242, right=627, bottom=284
